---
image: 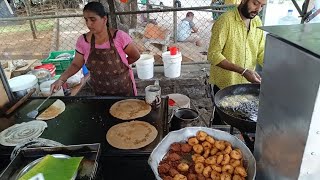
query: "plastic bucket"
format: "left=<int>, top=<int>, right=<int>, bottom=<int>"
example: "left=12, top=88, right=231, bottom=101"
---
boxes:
left=162, top=51, right=182, bottom=78
left=8, top=74, right=39, bottom=98
left=136, top=54, right=154, bottom=79
left=40, top=80, right=64, bottom=97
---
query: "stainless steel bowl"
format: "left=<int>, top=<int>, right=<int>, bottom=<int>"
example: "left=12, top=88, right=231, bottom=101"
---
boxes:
left=148, top=127, right=256, bottom=180
left=29, top=69, right=51, bottom=84
left=16, top=154, right=77, bottom=180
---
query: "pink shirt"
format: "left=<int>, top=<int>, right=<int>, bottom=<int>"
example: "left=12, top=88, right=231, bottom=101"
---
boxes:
left=75, top=30, right=137, bottom=95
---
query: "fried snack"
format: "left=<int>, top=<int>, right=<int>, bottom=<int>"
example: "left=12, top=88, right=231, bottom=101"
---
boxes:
left=177, top=163, right=189, bottom=172
left=230, top=150, right=242, bottom=160
left=222, top=164, right=234, bottom=174
left=202, top=166, right=212, bottom=178
left=211, top=164, right=222, bottom=173
left=196, top=131, right=208, bottom=141
left=158, top=163, right=170, bottom=174
left=169, top=169, right=180, bottom=177
left=195, top=156, right=205, bottom=163
left=173, top=174, right=187, bottom=180
left=225, top=141, right=232, bottom=147
left=205, top=156, right=217, bottom=165
left=192, top=154, right=201, bottom=161
left=205, top=135, right=215, bottom=144
left=167, top=153, right=181, bottom=161
left=181, top=143, right=192, bottom=153
left=211, top=170, right=221, bottom=180
left=193, top=144, right=204, bottom=154
left=232, top=174, right=245, bottom=180
left=210, top=147, right=219, bottom=156
left=234, top=166, right=247, bottom=177
left=216, top=154, right=224, bottom=165
left=230, top=159, right=241, bottom=168
left=197, top=174, right=206, bottom=180
left=170, top=143, right=181, bottom=152
left=216, top=152, right=224, bottom=156
left=195, top=162, right=205, bottom=174
left=221, top=154, right=231, bottom=165
left=188, top=137, right=199, bottom=146
left=214, top=141, right=226, bottom=150
left=163, top=176, right=173, bottom=180
left=158, top=131, right=248, bottom=180
left=221, top=172, right=232, bottom=180
left=224, top=145, right=232, bottom=155
left=203, top=149, right=210, bottom=158
left=202, top=141, right=212, bottom=150
left=187, top=173, right=197, bottom=180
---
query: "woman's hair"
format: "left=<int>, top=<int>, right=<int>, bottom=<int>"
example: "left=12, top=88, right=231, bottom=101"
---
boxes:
left=83, top=2, right=108, bottom=18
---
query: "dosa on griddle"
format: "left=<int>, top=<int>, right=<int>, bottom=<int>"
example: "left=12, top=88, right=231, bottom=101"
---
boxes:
left=109, top=99, right=151, bottom=120
left=106, top=121, right=158, bottom=149
left=36, top=99, right=65, bottom=120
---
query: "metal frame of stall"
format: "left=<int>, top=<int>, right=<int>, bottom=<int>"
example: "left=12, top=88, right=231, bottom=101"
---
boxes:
left=291, top=0, right=320, bottom=23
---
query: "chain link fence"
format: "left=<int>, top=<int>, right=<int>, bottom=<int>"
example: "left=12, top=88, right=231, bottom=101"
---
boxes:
left=0, top=0, right=233, bottom=63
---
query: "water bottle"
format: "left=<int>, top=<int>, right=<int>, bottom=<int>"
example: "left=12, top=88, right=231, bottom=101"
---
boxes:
left=278, top=9, right=300, bottom=25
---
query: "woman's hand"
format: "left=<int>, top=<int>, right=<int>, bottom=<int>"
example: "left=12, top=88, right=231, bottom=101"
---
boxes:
left=50, top=79, right=65, bottom=93
left=243, top=69, right=261, bottom=83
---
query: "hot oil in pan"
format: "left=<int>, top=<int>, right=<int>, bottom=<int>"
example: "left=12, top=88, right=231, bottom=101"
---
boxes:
left=218, top=94, right=259, bottom=121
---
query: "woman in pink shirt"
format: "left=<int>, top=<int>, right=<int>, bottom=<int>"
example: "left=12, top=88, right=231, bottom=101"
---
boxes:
left=51, top=2, right=140, bottom=96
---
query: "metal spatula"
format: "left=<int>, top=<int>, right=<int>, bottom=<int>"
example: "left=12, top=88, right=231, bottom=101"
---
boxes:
left=27, top=94, right=52, bottom=119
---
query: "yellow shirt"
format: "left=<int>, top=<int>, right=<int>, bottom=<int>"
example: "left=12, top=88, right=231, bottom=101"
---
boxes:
left=224, top=0, right=241, bottom=5
left=207, top=8, right=265, bottom=89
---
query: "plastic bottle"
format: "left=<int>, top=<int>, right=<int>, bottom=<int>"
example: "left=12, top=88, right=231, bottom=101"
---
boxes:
left=278, top=9, right=300, bottom=25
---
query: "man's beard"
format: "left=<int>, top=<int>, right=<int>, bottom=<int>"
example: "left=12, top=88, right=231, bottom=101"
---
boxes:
left=240, top=1, right=258, bottom=19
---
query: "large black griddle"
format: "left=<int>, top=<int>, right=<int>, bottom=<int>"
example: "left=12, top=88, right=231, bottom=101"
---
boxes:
left=0, top=96, right=169, bottom=156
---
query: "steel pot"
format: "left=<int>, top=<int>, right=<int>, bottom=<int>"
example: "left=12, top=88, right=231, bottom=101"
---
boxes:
left=169, top=108, right=199, bottom=131
left=28, top=69, right=51, bottom=84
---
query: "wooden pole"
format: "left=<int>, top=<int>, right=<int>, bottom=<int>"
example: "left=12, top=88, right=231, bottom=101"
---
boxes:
left=25, top=0, right=37, bottom=39
left=107, top=0, right=118, bottom=28
left=173, top=0, right=177, bottom=43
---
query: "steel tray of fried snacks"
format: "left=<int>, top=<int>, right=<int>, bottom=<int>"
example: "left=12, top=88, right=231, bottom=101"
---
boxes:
left=0, top=143, right=100, bottom=180
left=148, top=127, right=256, bottom=180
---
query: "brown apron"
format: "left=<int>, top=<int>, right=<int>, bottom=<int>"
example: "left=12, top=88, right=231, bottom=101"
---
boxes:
left=85, top=30, right=134, bottom=96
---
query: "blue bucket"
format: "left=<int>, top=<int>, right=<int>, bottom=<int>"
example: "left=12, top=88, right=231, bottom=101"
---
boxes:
left=82, top=65, right=89, bottom=75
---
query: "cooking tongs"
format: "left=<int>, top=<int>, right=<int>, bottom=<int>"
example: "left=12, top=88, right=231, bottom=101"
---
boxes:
left=27, top=93, right=53, bottom=118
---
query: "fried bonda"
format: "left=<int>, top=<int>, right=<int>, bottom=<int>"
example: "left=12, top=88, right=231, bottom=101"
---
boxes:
left=163, top=176, right=173, bottom=180
left=187, top=173, right=197, bottom=180
left=173, top=174, right=187, bottom=180
left=158, top=163, right=170, bottom=174
left=170, top=143, right=181, bottom=152
left=167, top=152, right=181, bottom=161
left=180, top=143, right=192, bottom=153
left=169, top=169, right=180, bottom=177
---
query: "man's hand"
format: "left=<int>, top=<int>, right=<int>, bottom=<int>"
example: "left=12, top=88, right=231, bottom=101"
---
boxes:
left=243, top=69, right=261, bottom=83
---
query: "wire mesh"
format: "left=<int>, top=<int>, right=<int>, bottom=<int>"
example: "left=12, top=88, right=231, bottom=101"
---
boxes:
left=0, top=0, right=232, bottom=63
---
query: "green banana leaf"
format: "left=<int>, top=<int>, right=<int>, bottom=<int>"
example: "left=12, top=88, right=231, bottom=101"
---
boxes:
left=19, top=155, right=83, bottom=180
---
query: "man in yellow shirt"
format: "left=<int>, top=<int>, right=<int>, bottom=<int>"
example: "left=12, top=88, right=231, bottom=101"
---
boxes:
left=208, top=0, right=266, bottom=94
